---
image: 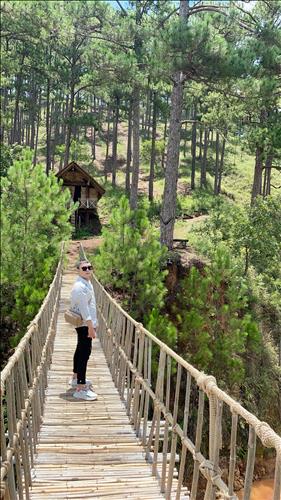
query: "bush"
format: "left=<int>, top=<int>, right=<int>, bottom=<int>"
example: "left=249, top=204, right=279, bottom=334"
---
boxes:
left=141, top=139, right=165, bottom=165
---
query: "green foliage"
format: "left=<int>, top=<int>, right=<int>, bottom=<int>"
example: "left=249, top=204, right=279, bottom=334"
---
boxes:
left=193, top=195, right=281, bottom=292
left=177, top=189, right=215, bottom=217
left=73, top=226, right=94, bottom=240
left=141, top=139, right=165, bottom=165
left=190, top=196, right=281, bottom=424
left=1, top=149, right=75, bottom=327
left=0, top=144, right=13, bottom=178
left=145, top=307, right=177, bottom=348
left=234, top=196, right=281, bottom=280
left=94, top=196, right=168, bottom=319
left=241, top=335, right=281, bottom=432
left=175, top=245, right=261, bottom=389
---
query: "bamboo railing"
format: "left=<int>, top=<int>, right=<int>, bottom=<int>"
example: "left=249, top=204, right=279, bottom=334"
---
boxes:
left=0, top=244, right=64, bottom=500
left=80, top=244, right=281, bottom=500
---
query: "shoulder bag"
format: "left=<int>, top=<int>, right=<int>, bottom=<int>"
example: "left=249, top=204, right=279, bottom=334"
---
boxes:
left=64, top=309, right=83, bottom=328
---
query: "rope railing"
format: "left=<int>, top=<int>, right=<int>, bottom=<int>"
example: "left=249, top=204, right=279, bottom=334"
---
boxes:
left=0, top=243, right=65, bottom=500
left=80, top=243, right=281, bottom=500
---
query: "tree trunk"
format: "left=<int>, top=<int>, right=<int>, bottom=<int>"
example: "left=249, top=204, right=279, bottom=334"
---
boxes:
left=149, top=92, right=157, bottom=202
left=198, top=127, right=203, bottom=161
left=46, top=77, right=51, bottom=175
left=112, top=96, right=120, bottom=187
left=200, top=127, right=209, bottom=189
left=183, top=122, right=188, bottom=157
left=251, top=146, right=263, bottom=203
left=53, top=99, right=61, bottom=167
left=190, top=104, right=197, bottom=190
left=161, top=112, right=168, bottom=170
left=11, top=53, right=25, bottom=144
left=105, top=106, right=111, bottom=161
left=64, top=82, right=75, bottom=167
left=144, top=81, right=151, bottom=139
left=144, top=84, right=152, bottom=139
left=73, top=92, right=79, bottom=141
left=33, top=90, right=41, bottom=166
left=160, top=75, right=184, bottom=247
left=0, top=87, right=9, bottom=142
left=217, top=132, right=226, bottom=194
left=20, top=109, right=24, bottom=144
left=125, top=100, right=132, bottom=195
left=91, top=95, right=96, bottom=160
left=214, top=132, right=220, bottom=194
left=263, top=153, right=273, bottom=197
left=130, top=86, right=141, bottom=210
left=26, top=122, right=30, bottom=146
left=30, top=86, right=37, bottom=149
left=129, top=1, right=143, bottom=209
left=160, top=0, right=189, bottom=248
left=61, top=94, right=69, bottom=146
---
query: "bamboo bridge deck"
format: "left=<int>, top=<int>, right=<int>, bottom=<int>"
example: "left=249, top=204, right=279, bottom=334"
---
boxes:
left=28, top=265, right=186, bottom=499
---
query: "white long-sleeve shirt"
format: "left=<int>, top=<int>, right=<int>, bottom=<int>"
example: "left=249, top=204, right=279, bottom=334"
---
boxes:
left=70, top=276, right=98, bottom=328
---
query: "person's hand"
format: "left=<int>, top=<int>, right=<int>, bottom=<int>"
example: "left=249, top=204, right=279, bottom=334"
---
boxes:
left=88, top=325, right=96, bottom=339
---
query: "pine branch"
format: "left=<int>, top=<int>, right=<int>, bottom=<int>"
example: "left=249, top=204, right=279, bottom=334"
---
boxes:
left=116, top=0, right=128, bottom=16
left=88, top=35, right=133, bottom=51
left=139, top=0, right=150, bottom=19
left=189, top=5, right=228, bottom=16
left=157, top=7, right=179, bottom=28
left=232, top=2, right=259, bottom=26
left=189, top=4, right=256, bottom=34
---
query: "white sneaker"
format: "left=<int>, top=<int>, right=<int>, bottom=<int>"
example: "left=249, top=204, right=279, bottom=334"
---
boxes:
left=69, top=378, right=92, bottom=387
left=73, top=389, right=97, bottom=401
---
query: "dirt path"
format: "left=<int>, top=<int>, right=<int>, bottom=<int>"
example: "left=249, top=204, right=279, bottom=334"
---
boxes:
left=66, top=238, right=103, bottom=266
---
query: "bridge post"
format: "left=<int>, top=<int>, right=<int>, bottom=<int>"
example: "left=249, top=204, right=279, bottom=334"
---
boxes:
left=166, top=363, right=182, bottom=498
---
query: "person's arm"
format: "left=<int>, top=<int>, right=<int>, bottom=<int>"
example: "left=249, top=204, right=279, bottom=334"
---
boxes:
left=87, top=293, right=98, bottom=339
left=77, top=287, right=96, bottom=338
left=86, top=319, right=96, bottom=339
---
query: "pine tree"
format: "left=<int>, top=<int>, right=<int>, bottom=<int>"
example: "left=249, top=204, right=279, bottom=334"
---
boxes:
left=175, top=245, right=260, bottom=389
left=94, top=196, right=168, bottom=319
left=1, top=150, right=75, bottom=325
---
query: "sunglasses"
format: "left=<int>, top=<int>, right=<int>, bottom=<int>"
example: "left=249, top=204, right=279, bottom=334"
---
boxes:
left=81, top=265, right=93, bottom=271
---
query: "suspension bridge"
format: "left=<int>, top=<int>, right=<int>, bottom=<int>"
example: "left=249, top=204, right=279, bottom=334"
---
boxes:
left=1, top=242, right=280, bottom=500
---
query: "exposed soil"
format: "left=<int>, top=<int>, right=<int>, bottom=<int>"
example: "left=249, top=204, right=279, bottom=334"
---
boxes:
left=66, top=238, right=103, bottom=265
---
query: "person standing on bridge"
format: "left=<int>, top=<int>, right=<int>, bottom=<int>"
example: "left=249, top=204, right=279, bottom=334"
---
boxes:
left=69, top=259, right=98, bottom=401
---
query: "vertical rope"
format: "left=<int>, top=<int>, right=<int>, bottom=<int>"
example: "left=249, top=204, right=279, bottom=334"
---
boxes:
left=152, top=349, right=166, bottom=477
left=161, top=355, right=171, bottom=493
left=190, top=389, right=205, bottom=499
left=228, top=412, right=238, bottom=497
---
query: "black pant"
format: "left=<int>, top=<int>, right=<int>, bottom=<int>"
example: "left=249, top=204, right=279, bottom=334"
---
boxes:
left=73, top=326, right=92, bottom=385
